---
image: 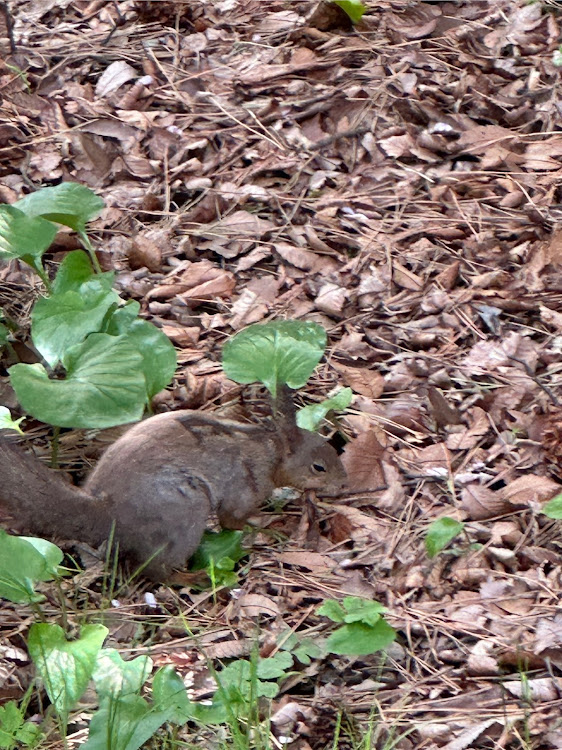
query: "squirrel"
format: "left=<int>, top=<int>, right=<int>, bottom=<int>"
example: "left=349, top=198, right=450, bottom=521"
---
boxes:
left=0, top=388, right=347, bottom=580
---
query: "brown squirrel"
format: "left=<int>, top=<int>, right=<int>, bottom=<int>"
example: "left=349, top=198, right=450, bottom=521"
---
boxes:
left=0, top=389, right=346, bottom=580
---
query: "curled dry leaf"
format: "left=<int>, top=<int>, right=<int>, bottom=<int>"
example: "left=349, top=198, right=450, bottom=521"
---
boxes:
left=278, top=551, right=337, bottom=572
left=461, top=484, right=513, bottom=520
left=467, top=640, right=499, bottom=676
left=234, top=593, right=281, bottom=619
left=341, top=431, right=386, bottom=492
left=499, top=474, right=559, bottom=509
left=332, top=362, right=384, bottom=399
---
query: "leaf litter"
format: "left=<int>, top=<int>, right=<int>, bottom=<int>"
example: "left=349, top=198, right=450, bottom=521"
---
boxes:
left=2, top=0, right=562, bottom=747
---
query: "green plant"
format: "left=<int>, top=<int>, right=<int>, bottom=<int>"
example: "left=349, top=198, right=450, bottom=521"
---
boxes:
left=542, top=492, right=562, bottom=518
left=0, top=529, right=63, bottom=604
left=189, top=529, right=247, bottom=590
left=222, top=319, right=327, bottom=398
left=0, top=695, right=41, bottom=749
left=332, top=0, right=367, bottom=24
left=0, top=183, right=176, bottom=430
left=425, top=517, right=465, bottom=558
left=0, top=406, right=23, bottom=433
left=223, top=319, right=350, bottom=430
left=28, top=622, right=109, bottom=740
left=318, top=597, right=396, bottom=656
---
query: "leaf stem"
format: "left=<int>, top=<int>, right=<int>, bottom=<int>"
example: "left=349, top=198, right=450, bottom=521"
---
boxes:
left=79, top=231, right=102, bottom=274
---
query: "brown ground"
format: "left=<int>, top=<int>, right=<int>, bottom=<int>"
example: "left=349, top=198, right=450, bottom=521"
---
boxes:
left=2, top=0, right=562, bottom=748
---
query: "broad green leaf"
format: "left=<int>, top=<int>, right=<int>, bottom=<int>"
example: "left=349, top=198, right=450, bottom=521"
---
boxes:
left=21, top=536, right=64, bottom=578
left=32, top=284, right=120, bottom=367
left=153, top=667, right=229, bottom=726
left=332, top=0, right=366, bottom=24
left=0, top=205, right=57, bottom=268
left=10, top=333, right=146, bottom=428
left=0, top=700, right=42, bottom=749
left=0, top=530, right=62, bottom=604
left=190, top=530, right=245, bottom=571
left=28, top=623, right=108, bottom=715
left=257, top=651, right=293, bottom=680
left=325, top=620, right=396, bottom=656
left=425, top=517, right=464, bottom=558
left=278, top=632, right=322, bottom=665
left=542, top=493, right=562, bottom=518
left=0, top=407, right=24, bottom=433
left=222, top=320, right=327, bottom=397
left=92, top=649, right=152, bottom=702
left=83, top=694, right=170, bottom=750
left=216, top=659, right=279, bottom=703
left=296, top=387, right=352, bottom=431
left=106, top=312, right=177, bottom=398
left=317, top=599, right=346, bottom=623
left=292, top=638, right=322, bottom=665
left=14, top=183, right=105, bottom=233
left=152, top=666, right=195, bottom=724
left=339, top=597, right=386, bottom=627
left=52, top=250, right=113, bottom=295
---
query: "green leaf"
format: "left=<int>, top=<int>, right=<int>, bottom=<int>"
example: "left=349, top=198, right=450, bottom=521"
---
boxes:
left=51, top=250, right=113, bottom=295
left=256, top=651, right=293, bottom=680
left=292, top=638, right=322, bottom=665
left=152, top=666, right=196, bottom=724
left=222, top=320, right=327, bottom=398
left=106, top=311, right=177, bottom=399
left=190, top=530, right=245, bottom=571
left=0, top=530, right=62, bottom=604
left=425, top=517, right=464, bottom=558
left=325, top=620, right=396, bottom=656
left=10, top=333, right=146, bottom=428
left=92, top=649, right=152, bottom=702
left=82, top=694, right=169, bottom=750
left=28, top=623, right=108, bottom=715
left=317, top=599, right=346, bottom=623
left=0, top=205, right=57, bottom=268
left=332, top=0, right=366, bottom=24
left=0, top=321, right=8, bottom=347
left=340, top=597, right=386, bottom=626
left=0, top=701, right=41, bottom=749
left=14, top=183, right=105, bottom=233
left=0, top=407, right=24, bottom=434
left=296, top=387, right=352, bottom=431
left=542, top=493, right=562, bottom=519
left=32, top=285, right=120, bottom=367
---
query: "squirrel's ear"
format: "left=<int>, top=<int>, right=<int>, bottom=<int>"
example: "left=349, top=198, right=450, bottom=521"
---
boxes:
left=273, top=384, right=301, bottom=446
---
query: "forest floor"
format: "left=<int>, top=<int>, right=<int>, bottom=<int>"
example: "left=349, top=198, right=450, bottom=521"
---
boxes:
left=2, top=0, right=562, bottom=748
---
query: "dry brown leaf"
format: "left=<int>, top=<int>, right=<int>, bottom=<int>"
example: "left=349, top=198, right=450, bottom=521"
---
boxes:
left=331, top=362, right=384, bottom=399
left=499, top=474, right=559, bottom=508
left=274, top=242, right=321, bottom=271
left=461, top=484, right=511, bottom=520
left=235, top=593, right=281, bottom=618
left=341, top=431, right=386, bottom=492
left=446, top=407, right=490, bottom=450
left=278, top=551, right=337, bottom=571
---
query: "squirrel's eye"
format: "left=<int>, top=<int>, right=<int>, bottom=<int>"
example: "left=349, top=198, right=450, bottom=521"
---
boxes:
left=311, top=461, right=327, bottom=474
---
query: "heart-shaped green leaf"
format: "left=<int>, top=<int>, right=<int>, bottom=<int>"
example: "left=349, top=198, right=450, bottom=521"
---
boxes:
left=32, top=285, right=120, bottom=368
left=222, top=320, right=327, bottom=397
left=28, top=623, right=108, bottom=715
left=106, top=309, right=177, bottom=398
left=0, top=530, right=63, bottom=603
left=10, top=333, right=146, bottom=428
left=425, top=517, right=464, bottom=558
left=0, top=204, right=57, bottom=266
left=14, top=183, right=105, bottom=233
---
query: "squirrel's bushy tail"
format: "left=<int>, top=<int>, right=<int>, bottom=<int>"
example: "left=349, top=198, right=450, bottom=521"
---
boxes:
left=0, top=438, right=107, bottom=542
